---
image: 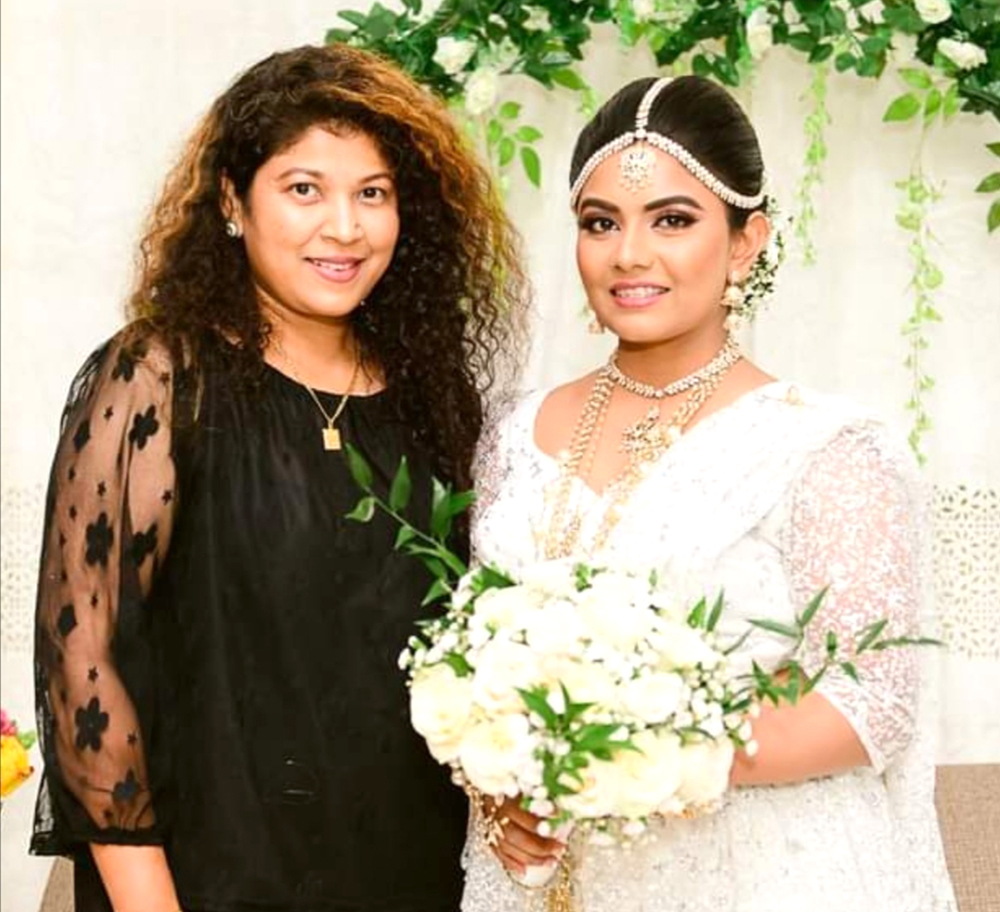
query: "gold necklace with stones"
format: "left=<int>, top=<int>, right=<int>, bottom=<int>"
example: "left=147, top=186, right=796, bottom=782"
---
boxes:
left=542, top=338, right=741, bottom=560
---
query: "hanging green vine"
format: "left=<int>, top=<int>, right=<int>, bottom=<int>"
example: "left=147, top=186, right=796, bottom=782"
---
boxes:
left=793, top=61, right=831, bottom=264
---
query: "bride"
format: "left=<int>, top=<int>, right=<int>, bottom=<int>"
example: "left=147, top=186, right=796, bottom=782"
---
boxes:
left=461, top=75, right=956, bottom=912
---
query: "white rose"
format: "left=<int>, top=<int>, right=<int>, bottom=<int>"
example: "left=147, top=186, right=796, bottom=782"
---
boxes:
left=653, top=620, right=723, bottom=670
left=577, top=577, right=656, bottom=650
left=410, top=664, right=474, bottom=763
left=620, top=671, right=685, bottom=724
left=523, top=599, right=587, bottom=658
left=522, top=6, right=552, bottom=31
left=473, top=639, right=540, bottom=713
left=541, top=655, right=620, bottom=711
left=488, top=37, right=521, bottom=72
left=518, top=560, right=578, bottom=598
left=463, top=68, right=500, bottom=115
left=458, top=714, right=535, bottom=797
left=937, top=38, right=988, bottom=70
left=674, top=739, right=735, bottom=809
left=432, top=37, right=478, bottom=76
left=560, top=755, right=621, bottom=819
left=607, top=731, right=684, bottom=819
left=915, top=0, right=951, bottom=24
left=745, top=7, right=774, bottom=60
left=471, top=585, right=538, bottom=635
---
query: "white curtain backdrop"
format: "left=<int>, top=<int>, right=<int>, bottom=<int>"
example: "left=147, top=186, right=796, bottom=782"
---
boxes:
left=2, top=2, right=998, bottom=908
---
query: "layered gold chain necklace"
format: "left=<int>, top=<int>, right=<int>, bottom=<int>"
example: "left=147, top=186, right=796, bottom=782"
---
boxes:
left=542, top=336, right=741, bottom=560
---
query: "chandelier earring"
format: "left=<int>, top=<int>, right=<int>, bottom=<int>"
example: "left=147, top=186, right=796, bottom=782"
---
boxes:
left=721, top=272, right=745, bottom=311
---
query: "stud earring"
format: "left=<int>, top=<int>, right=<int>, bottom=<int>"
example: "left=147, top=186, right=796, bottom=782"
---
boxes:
left=225, top=219, right=241, bottom=238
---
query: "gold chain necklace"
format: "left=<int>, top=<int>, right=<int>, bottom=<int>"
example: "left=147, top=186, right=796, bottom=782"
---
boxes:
left=274, top=342, right=361, bottom=451
left=542, top=342, right=740, bottom=560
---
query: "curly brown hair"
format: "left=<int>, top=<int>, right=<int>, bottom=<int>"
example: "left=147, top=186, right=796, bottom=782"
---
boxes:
left=129, top=43, right=529, bottom=490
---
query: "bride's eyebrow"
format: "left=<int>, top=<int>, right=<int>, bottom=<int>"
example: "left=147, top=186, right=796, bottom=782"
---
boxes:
left=643, top=195, right=703, bottom=211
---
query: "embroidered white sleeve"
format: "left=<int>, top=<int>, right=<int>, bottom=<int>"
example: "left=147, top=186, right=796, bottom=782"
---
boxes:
left=783, top=423, right=921, bottom=774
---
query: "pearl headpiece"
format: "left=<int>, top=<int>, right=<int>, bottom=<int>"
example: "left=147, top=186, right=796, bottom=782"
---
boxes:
left=569, top=77, right=766, bottom=211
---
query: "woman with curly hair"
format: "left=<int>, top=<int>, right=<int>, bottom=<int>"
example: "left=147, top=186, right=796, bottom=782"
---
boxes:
left=30, top=44, right=528, bottom=912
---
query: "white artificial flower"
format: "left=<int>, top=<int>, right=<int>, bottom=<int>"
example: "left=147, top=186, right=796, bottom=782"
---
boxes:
left=433, top=37, right=478, bottom=76
left=488, top=37, right=521, bottom=72
left=409, top=664, right=474, bottom=763
left=472, top=638, right=540, bottom=713
left=888, top=33, right=918, bottom=66
left=745, top=7, right=775, bottom=60
left=937, top=37, right=987, bottom=70
left=522, top=6, right=552, bottom=31
left=633, top=0, right=658, bottom=22
left=653, top=620, right=723, bottom=670
left=915, top=0, right=952, bottom=25
left=783, top=1, right=802, bottom=26
left=620, top=671, right=685, bottom=724
left=674, top=738, right=735, bottom=808
left=463, top=67, right=500, bottom=115
left=606, top=730, right=684, bottom=818
left=459, top=713, right=536, bottom=797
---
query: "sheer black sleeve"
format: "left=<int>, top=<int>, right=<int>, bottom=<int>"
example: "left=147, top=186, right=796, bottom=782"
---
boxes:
left=32, top=331, right=177, bottom=850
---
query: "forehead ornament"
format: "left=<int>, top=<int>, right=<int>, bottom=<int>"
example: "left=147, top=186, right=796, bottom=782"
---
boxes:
left=570, top=77, right=766, bottom=211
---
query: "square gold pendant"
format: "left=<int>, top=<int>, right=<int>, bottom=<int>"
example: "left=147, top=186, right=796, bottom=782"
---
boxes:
left=322, top=427, right=342, bottom=451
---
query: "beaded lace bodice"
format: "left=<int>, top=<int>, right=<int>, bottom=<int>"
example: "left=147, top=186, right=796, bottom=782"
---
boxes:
left=463, top=381, right=956, bottom=912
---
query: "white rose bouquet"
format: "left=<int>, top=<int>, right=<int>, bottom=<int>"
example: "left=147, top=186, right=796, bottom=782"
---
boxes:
left=346, top=449, right=937, bottom=887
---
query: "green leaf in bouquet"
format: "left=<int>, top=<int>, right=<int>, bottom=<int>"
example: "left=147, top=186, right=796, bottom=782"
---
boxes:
left=443, top=651, right=473, bottom=677
left=798, top=586, right=828, bottom=628
left=471, top=564, right=515, bottom=594
left=751, top=660, right=782, bottom=705
left=421, top=577, right=453, bottom=607
left=839, top=660, right=860, bottom=683
left=975, top=172, right=1000, bottom=193
left=407, top=544, right=467, bottom=578
left=883, top=92, right=921, bottom=122
left=825, top=629, right=838, bottom=658
left=430, top=478, right=454, bottom=540
left=722, top=628, right=753, bottom=656
left=854, top=618, right=889, bottom=653
left=706, top=592, right=725, bottom=632
left=687, top=597, right=708, bottom=629
left=344, top=443, right=374, bottom=491
left=518, top=687, right=559, bottom=728
left=748, top=618, right=802, bottom=641
left=389, top=456, right=412, bottom=511
left=499, top=100, right=521, bottom=120
left=345, top=496, right=376, bottom=523
left=573, top=563, right=595, bottom=591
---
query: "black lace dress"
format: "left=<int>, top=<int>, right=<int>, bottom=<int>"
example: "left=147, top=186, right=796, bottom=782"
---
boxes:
left=30, top=328, right=468, bottom=911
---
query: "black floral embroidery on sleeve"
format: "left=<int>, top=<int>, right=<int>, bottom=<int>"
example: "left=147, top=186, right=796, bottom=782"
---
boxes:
left=90, top=592, right=99, bottom=608
left=85, top=513, right=114, bottom=566
left=131, top=524, right=158, bottom=567
left=57, top=604, right=77, bottom=638
left=111, top=347, right=138, bottom=382
left=112, top=768, right=141, bottom=804
left=87, top=666, right=99, bottom=683
left=68, top=466, right=76, bottom=482
left=103, top=405, right=115, bottom=421
left=73, top=420, right=91, bottom=452
left=68, top=505, right=78, bottom=521
left=128, top=406, right=160, bottom=450
left=74, top=697, right=109, bottom=752
left=161, top=489, right=174, bottom=505
left=97, top=481, right=107, bottom=497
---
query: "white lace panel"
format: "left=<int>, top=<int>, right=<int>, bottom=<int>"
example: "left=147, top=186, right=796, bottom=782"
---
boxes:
left=783, top=424, right=920, bottom=774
